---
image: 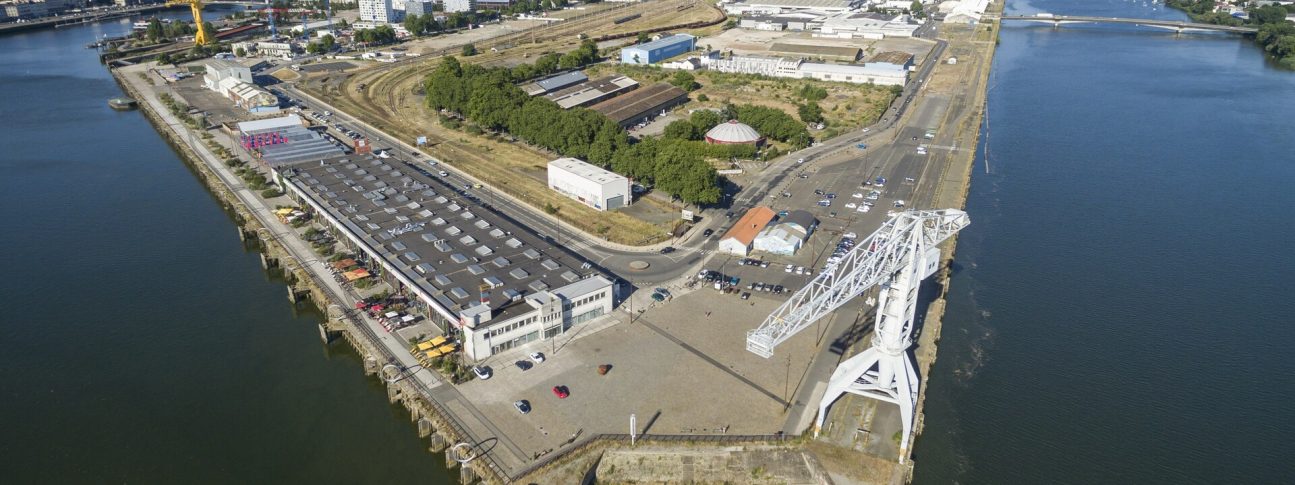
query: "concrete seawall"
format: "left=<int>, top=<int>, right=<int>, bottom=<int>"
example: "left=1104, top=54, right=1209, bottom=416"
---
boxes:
left=111, top=66, right=505, bottom=484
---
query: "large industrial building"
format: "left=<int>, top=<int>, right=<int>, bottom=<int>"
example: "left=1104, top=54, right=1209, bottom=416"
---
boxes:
left=869, top=50, right=916, bottom=71
left=543, top=75, right=639, bottom=110
left=769, top=42, right=861, bottom=61
left=590, top=83, right=689, bottom=128
left=521, top=71, right=588, bottom=96
left=547, top=157, right=631, bottom=211
left=718, top=206, right=776, bottom=256
left=800, top=61, right=907, bottom=85
left=940, top=0, right=990, bottom=23
left=619, top=34, right=696, bottom=65
left=722, top=0, right=864, bottom=15
left=204, top=59, right=279, bottom=113
left=816, top=11, right=920, bottom=39
left=275, top=153, right=618, bottom=361
left=703, top=54, right=908, bottom=86
left=753, top=210, right=818, bottom=255
left=236, top=115, right=343, bottom=166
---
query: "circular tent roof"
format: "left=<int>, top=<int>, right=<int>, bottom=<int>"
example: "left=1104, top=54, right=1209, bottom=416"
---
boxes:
left=704, top=120, right=762, bottom=145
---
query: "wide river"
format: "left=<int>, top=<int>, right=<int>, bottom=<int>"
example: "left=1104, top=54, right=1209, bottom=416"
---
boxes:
left=1, top=0, right=1292, bottom=483
left=0, top=12, right=453, bottom=484
left=914, top=0, right=1295, bottom=483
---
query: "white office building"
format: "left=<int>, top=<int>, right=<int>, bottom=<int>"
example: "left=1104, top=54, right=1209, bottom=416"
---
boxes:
left=359, top=0, right=396, bottom=24
left=203, top=59, right=252, bottom=91
left=461, top=275, right=615, bottom=360
left=547, top=158, right=631, bottom=211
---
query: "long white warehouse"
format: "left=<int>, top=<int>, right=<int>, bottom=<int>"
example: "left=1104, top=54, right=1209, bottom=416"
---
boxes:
left=547, top=157, right=631, bottom=211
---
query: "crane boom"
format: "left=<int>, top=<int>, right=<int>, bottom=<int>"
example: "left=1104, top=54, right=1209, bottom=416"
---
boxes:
left=745, top=209, right=969, bottom=358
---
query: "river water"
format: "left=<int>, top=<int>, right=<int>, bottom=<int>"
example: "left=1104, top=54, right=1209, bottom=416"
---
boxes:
left=0, top=14, right=453, bottom=484
left=914, top=0, right=1295, bottom=483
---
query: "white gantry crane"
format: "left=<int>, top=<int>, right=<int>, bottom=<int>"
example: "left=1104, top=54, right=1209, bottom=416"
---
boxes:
left=746, top=209, right=969, bottom=462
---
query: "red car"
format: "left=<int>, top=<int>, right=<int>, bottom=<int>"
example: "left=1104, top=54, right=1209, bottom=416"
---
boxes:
left=552, top=385, right=569, bottom=399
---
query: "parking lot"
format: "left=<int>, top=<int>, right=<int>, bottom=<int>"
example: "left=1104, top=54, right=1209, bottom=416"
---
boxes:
left=453, top=285, right=864, bottom=458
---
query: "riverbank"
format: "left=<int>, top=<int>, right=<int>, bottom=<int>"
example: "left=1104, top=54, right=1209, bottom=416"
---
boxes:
left=1165, top=0, right=1295, bottom=69
left=110, top=63, right=511, bottom=484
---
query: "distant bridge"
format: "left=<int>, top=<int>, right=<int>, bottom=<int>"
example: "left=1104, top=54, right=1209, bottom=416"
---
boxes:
left=1000, top=15, right=1258, bottom=35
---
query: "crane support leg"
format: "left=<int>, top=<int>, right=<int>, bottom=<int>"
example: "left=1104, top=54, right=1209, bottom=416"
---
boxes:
left=815, top=238, right=933, bottom=464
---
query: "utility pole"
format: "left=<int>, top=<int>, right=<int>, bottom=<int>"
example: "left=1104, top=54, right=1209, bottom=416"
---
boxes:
left=630, top=413, right=637, bottom=446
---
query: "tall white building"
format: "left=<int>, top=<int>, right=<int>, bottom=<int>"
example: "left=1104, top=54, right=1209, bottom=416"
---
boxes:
left=444, top=0, right=476, bottom=13
left=547, top=158, right=631, bottom=211
left=359, top=0, right=396, bottom=24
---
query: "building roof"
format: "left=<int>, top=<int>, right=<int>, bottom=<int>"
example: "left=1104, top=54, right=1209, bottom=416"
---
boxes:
left=522, top=71, right=589, bottom=96
left=278, top=154, right=606, bottom=323
left=204, top=58, right=246, bottom=74
left=780, top=209, right=817, bottom=234
left=544, top=75, right=639, bottom=109
left=704, top=120, right=762, bottom=144
left=869, top=51, right=914, bottom=65
left=721, top=206, right=777, bottom=245
left=548, top=157, right=628, bottom=186
left=237, top=114, right=303, bottom=135
left=625, top=33, right=695, bottom=52
left=257, top=126, right=344, bottom=166
left=800, top=62, right=907, bottom=77
left=769, top=42, right=861, bottom=60
left=590, top=83, right=687, bottom=124
left=734, top=0, right=858, bottom=9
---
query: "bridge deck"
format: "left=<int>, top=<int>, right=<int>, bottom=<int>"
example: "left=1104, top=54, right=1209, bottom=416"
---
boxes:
left=1000, top=15, right=1257, bottom=34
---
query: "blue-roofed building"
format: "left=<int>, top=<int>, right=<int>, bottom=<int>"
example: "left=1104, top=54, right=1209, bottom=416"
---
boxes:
left=619, top=34, right=696, bottom=65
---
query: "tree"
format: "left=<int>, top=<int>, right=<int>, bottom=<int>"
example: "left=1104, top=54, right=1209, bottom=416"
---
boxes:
left=669, top=71, right=700, bottom=91
left=798, top=102, right=824, bottom=124
left=663, top=120, right=700, bottom=140
left=145, top=18, right=163, bottom=43
left=462, top=43, right=477, bottom=56
left=910, top=0, right=924, bottom=17
left=637, top=32, right=650, bottom=44
left=320, top=34, right=335, bottom=51
left=235, top=47, right=247, bottom=57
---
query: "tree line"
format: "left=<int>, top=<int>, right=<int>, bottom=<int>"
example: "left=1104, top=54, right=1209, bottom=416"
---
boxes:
left=423, top=43, right=723, bottom=204
left=1169, top=0, right=1295, bottom=69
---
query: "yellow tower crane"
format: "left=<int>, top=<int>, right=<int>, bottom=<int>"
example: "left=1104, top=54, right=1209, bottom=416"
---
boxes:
left=166, top=0, right=212, bottom=46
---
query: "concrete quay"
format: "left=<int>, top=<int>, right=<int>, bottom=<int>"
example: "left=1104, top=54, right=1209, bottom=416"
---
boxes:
left=112, top=63, right=527, bottom=483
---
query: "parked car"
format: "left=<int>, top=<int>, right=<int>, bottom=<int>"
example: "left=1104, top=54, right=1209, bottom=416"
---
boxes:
left=552, top=385, right=570, bottom=399
left=702, top=228, right=714, bottom=237
left=515, top=360, right=532, bottom=371
left=529, top=352, right=545, bottom=363
left=660, top=246, right=675, bottom=254
left=741, top=292, right=750, bottom=300
left=473, top=366, right=492, bottom=380
left=514, top=400, right=531, bottom=414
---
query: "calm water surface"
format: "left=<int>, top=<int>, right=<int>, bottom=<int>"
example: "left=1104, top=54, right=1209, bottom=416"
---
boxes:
left=0, top=14, right=453, bottom=484
left=915, top=0, right=1295, bottom=483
